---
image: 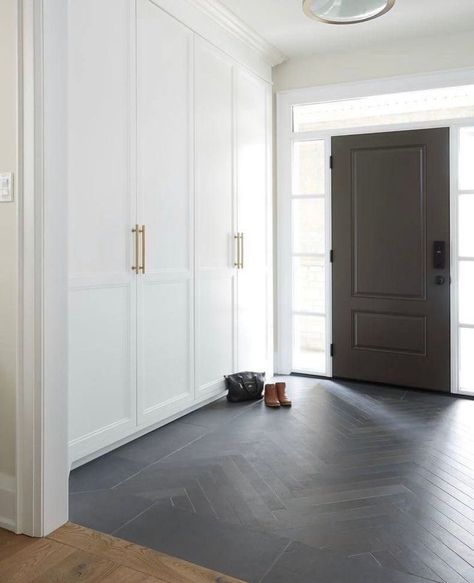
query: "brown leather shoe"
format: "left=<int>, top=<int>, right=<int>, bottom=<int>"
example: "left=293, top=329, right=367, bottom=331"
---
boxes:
left=276, top=382, right=292, bottom=407
left=264, top=384, right=280, bottom=408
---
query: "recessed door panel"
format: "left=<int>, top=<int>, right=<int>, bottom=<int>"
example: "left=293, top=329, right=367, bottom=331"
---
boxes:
left=332, top=128, right=450, bottom=391
left=352, top=146, right=426, bottom=299
left=69, top=286, right=135, bottom=445
left=141, top=280, right=192, bottom=413
left=195, top=37, right=236, bottom=395
left=137, top=0, right=194, bottom=424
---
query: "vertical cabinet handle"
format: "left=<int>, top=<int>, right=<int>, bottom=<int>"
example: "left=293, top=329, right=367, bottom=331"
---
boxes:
left=233, top=233, right=244, bottom=269
left=132, top=224, right=140, bottom=273
left=234, top=234, right=241, bottom=268
left=140, top=225, right=146, bottom=274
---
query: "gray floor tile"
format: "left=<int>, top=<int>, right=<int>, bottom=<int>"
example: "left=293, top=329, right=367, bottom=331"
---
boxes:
left=113, top=420, right=208, bottom=465
left=69, top=489, right=152, bottom=534
left=69, top=454, right=145, bottom=493
left=262, top=541, right=432, bottom=583
left=114, top=500, right=289, bottom=583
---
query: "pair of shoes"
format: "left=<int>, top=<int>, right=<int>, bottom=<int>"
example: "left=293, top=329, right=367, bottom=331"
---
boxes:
left=265, top=382, right=292, bottom=408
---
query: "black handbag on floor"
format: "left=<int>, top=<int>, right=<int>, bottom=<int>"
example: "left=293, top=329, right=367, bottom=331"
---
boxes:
left=225, top=371, right=265, bottom=403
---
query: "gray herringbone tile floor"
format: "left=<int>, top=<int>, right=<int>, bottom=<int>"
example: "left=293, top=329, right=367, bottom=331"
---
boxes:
left=70, top=377, right=474, bottom=583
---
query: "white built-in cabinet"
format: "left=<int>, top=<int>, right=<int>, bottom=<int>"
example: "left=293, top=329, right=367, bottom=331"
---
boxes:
left=68, top=0, right=272, bottom=464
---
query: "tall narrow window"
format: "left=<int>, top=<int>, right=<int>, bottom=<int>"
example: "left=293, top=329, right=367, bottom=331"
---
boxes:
left=458, top=126, right=474, bottom=394
left=291, top=140, right=328, bottom=374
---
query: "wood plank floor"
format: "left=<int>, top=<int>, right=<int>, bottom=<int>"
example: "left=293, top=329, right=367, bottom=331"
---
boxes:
left=69, top=376, right=474, bottom=583
left=0, top=522, right=245, bottom=582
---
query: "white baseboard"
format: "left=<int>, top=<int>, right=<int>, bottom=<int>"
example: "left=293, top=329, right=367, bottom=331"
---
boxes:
left=0, top=472, right=16, bottom=532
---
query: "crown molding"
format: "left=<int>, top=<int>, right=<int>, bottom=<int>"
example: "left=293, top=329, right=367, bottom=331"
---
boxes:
left=189, top=0, right=287, bottom=66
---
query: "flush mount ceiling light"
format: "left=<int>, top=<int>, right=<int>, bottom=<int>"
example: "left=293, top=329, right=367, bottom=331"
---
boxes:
left=303, top=0, right=396, bottom=24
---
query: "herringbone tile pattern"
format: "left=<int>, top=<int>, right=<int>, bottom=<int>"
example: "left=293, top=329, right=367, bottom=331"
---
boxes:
left=70, top=377, right=474, bottom=582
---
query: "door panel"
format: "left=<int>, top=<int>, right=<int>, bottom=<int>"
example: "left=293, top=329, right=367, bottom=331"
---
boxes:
left=141, top=280, right=192, bottom=411
left=195, top=38, right=236, bottom=395
left=235, top=69, right=270, bottom=372
left=137, top=0, right=194, bottom=424
left=69, top=286, right=134, bottom=441
left=68, top=0, right=137, bottom=461
left=332, top=128, right=450, bottom=392
left=351, top=146, right=426, bottom=299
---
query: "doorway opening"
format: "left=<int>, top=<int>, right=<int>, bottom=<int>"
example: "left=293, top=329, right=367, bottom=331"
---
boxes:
left=277, top=77, right=474, bottom=395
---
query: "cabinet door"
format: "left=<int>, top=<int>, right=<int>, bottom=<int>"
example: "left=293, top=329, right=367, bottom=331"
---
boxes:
left=68, top=0, right=137, bottom=462
left=236, top=70, right=272, bottom=373
left=136, top=0, right=195, bottom=425
left=195, top=38, right=236, bottom=396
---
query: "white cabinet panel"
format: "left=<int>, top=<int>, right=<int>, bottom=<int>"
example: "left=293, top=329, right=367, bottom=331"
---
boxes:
left=236, top=69, right=271, bottom=373
left=137, top=0, right=192, bottom=273
left=69, top=285, right=136, bottom=460
left=69, top=0, right=134, bottom=277
left=197, top=274, right=235, bottom=392
left=68, top=0, right=137, bottom=460
left=140, top=279, right=193, bottom=414
left=137, top=0, right=194, bottom=424
left=195, top=38, right=236, bottom=395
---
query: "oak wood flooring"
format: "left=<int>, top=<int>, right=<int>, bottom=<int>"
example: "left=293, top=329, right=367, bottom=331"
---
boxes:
left=0, top=522, right=245, bottom=583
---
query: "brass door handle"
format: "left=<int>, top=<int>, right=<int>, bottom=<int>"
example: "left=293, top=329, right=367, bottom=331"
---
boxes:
left=140, top=225, right=146, bottom=274
left=132, top=225, right=140, bottom=273
left=240, top=232, right=244, bottom=269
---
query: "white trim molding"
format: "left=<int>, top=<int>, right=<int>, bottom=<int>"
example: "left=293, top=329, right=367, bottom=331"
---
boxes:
left=146, top=0, right=277, bottom=82
left=190, top=0, right=286, bottom=66
left=16, top=0, right=69, bottom=537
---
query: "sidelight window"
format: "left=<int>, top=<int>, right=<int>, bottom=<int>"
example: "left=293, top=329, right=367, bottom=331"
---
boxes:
left=290, top=140, right=329, bottom=374
left=457, top=126, right=474, bottom=394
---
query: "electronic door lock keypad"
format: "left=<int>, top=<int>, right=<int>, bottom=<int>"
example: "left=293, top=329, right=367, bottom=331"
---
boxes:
left=433, top=241, right=446, bottom=270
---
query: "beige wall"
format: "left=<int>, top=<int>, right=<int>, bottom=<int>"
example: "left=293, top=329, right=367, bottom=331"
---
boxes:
left=273, top=31, right=474, bottom=91
left=0, top=0, right=18, bottom=479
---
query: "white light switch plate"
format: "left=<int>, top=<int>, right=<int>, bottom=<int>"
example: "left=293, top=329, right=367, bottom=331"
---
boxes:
left=0, top=173, right=14, bottom=203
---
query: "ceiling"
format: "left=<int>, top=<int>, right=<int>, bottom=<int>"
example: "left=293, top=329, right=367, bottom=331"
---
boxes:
left=217, top=0, right=474, bottom=61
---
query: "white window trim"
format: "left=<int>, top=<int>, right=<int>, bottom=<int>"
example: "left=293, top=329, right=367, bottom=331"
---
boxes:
left=276, top=67, right=474, bottom=396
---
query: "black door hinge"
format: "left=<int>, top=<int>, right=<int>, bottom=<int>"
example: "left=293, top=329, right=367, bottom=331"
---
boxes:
left=330, top=249, right=334, bottom=263
left=330, top=343, right=334, bottom=357
left=329, top=155, right=334, bottom=170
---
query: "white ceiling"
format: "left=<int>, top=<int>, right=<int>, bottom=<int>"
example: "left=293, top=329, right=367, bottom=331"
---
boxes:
left=217, top=0, right=474, bottom=60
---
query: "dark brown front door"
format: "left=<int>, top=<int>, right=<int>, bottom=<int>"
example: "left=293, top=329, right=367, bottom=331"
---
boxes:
left=331, top=128, right=450, bottom=392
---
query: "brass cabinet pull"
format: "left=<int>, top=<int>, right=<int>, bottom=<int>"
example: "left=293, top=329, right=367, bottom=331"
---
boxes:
left=234, top=233, right=240, bottom=268
left=132, top=224, right=140, bottom=273
left=240, top=232, right=244, bottom=269
left=140, top=225, right=146, bottom=274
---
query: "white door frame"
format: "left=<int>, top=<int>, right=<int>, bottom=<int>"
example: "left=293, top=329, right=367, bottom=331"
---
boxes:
left=16, top=0, right=69, bottom=536
left=276, top=67, right=474, bottom=394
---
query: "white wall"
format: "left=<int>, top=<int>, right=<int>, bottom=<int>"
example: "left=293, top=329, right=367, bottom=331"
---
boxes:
left=0, top=0, right=18, bottom=529
left=273, top=31, right=474, bottom=91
